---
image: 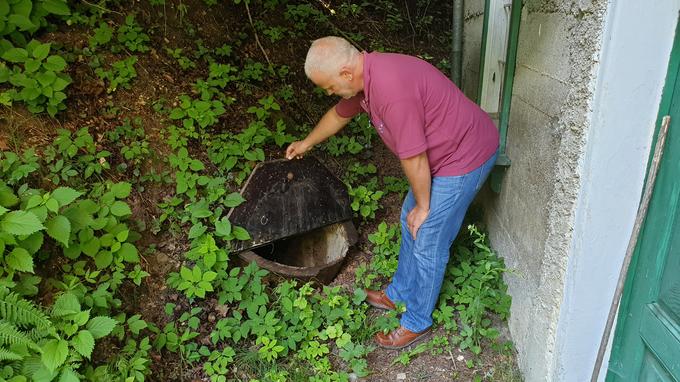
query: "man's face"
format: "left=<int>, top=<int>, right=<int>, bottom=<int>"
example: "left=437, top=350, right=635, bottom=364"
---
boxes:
left=310, top=70, right=357, bottom=99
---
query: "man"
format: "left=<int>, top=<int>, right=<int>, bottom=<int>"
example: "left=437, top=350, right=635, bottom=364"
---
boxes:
left=286, top=36, right=499, bottom=349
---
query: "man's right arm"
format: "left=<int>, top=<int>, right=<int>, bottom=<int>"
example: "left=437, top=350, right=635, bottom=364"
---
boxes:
left=286, top=106, right=352, bottom=159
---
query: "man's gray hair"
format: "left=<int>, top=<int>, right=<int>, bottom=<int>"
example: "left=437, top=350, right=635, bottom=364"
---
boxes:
left=304, top=36, right=359, bottom=78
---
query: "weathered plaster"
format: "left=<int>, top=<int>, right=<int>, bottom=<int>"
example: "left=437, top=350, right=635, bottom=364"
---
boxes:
left=554, top=2, right=680, bottom=381
left=474, top=0, right=608, bottom=380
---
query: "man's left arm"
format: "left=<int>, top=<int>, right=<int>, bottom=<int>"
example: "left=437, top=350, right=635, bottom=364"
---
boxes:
left=401, top=151, right=431, bottom=240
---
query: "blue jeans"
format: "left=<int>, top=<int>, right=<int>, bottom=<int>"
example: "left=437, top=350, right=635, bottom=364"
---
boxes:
left=385, top=152, right=498, bottom=333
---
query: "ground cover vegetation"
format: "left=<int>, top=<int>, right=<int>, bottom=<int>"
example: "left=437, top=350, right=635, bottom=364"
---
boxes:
left=0, top=0, right=521, bottom=380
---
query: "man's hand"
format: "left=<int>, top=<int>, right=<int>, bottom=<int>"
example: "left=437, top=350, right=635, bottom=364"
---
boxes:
left=407, top=205, right=429, bottom=240
left=286, top=141, right=311, bottom=160
left=400, top=152, right=431, bottom=240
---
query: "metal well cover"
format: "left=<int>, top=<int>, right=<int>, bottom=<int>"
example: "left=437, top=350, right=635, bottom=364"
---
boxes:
left=227, top=156, right=353, bottom=252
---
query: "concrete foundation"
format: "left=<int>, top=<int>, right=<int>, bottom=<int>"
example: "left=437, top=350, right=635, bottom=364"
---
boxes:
left=464, top=0, right=680, bottom=381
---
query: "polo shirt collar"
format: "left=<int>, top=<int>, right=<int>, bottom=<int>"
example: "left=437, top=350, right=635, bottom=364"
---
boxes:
left=361, top=51, right=372, bottom=113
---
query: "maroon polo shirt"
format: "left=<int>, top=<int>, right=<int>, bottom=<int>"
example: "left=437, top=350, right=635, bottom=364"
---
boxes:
left=336, top=52, right=499, bottom=176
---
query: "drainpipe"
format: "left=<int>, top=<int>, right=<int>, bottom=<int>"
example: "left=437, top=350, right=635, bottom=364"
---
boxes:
left=451, top=0, right=464, bottom=86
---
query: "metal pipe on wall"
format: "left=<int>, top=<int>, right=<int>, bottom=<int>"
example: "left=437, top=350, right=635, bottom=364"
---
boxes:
left=451, top=0, right=464, bottom=86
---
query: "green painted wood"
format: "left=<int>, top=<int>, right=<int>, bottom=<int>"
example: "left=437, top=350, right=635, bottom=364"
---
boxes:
left=607, top=17, right=680, bottom=382
left=497, top=0, right=521, bottom=159
left=477, top=0, right=491, bottom=105
left=639, top=304, right=680, bottom=377
left=639, top=351, right=676, bottom=382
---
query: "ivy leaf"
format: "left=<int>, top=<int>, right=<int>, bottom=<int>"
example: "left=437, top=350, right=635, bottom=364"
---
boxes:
left=180, top=266, right=192, bottom=281
left=41, top=339, right=68, bottom=372
left=86, top=316, right=117, bottom=339
left=32, top=43, right=50, bottom=61
left=1, top=211, right=44, bottom=235
left=189, top=160, right=204, bottom=171
left=111, top=182, right=132, bottom=199
left=0, top=205, right=8, bottom=216
left=118, top=243, right=139, bottom=263
left=214, top=217, right=232, bottom=237
left=110, top=201, right=132, bottom=217
left=232, top=226, right=251, bottom=241
left=42, top=0, right=71, bottom=15
left=7, top=247, right=34, bottom=273
left=51, top=187, right=81, bottom=207
left=2, top=47, right=28, bottom=62
left=223, top=192, right=245, bottom=208
left=94, top=251, right=113, bottom=269
left=188, top=223, right=206, bottom=239
left=352, top=288, right=367, bottom=305
left=43, top=55, right=67, bottom=72
left=71, top=330, right=94, bottom=359
left=46, top=215, right=71, bottom=247
left=0, top=184, right=20, bottom=207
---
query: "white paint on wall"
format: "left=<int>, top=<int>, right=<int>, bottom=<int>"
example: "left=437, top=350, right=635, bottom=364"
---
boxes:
left=553, top=3, right=680, bottom=381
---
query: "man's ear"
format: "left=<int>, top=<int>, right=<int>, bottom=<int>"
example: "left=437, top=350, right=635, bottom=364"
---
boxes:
left=339, top=67, right=352, bottom=80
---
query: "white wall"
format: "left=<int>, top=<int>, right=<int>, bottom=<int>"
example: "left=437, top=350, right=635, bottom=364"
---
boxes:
left=553, top=2, right=680, bottom=381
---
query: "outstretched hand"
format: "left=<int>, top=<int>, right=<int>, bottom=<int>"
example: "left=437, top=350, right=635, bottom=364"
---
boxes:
left=285, top=141, right=311, bottom=160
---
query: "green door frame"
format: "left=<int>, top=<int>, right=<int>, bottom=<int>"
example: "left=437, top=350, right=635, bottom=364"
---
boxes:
left=606, top=15, right=680, bottom=380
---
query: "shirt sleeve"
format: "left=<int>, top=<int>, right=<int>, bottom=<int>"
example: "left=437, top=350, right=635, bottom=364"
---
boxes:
left=335, top=94, right=364, bottom=118
left=382, top=99, right=428, bottom=159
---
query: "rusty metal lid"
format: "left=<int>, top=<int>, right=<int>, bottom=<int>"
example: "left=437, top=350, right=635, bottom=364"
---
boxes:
left=227, top=156, right=353, bottom=252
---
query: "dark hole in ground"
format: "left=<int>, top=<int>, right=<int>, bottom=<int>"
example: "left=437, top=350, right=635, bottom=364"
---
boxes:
left=251, top=224, right=335, bottom=268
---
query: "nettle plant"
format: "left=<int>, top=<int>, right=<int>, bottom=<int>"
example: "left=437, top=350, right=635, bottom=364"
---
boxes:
left=434, top=224, right=512, bottom=354
left=105, top=117, right=152, bottom=177
left=168, top=94, right=226, bottom=146
left=0, top=0, right=70, bottom=39
left=0, top=287, right=118, bottom=381
left=348, top=178, right=384, bottom=220
left=115, top=15, right=149, bottom=53
left=206, top=119, right=294, bottom=185
left=43, top=128, right=111, bottom=185
left=355, top=221, right=400, bottom=289
left=344, top=162, right=377, bottom=185
left=192, top=63, right=238, bottom=102
left=95, top=55, right=137, bottom=93
left=0, top=161, right=147, bottom=378
left=166, top=47, right=196, bottom=71
left=0, top=40, right=71, bottom=115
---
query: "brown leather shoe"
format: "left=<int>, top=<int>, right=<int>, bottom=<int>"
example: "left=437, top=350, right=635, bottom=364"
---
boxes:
left=375, top=326, right=431, bottom=350
left=365, top=289, right=396, bottom=311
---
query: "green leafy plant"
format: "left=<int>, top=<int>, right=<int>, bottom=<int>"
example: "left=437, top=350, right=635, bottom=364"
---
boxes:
left=88, top=22, right=114, bottom=49
left=435, top=224, right=512, bottom=354
left=0, top=0, right=70, bottom=40
left=344, top=162, right=377, bottom=185
left=0, top=40, right=71, bottom=116
left=168, top=94, right=226, bottom=141
left=348, top=179, right=384, bottom=220
left=166, top=47, right=196, bottom=71
left=116, top=15, right=149, bottom=53
left=105, top=117, right=153, bottom=178
left=383, top=175, right=409, bottom=196
left=95, top=56, right=138, bottom=93
left=43, top=128, right=111, bottom=185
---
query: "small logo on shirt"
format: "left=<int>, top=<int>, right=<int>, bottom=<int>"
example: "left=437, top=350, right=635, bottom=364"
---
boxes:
left=377, top=123, right=385, bottom=135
